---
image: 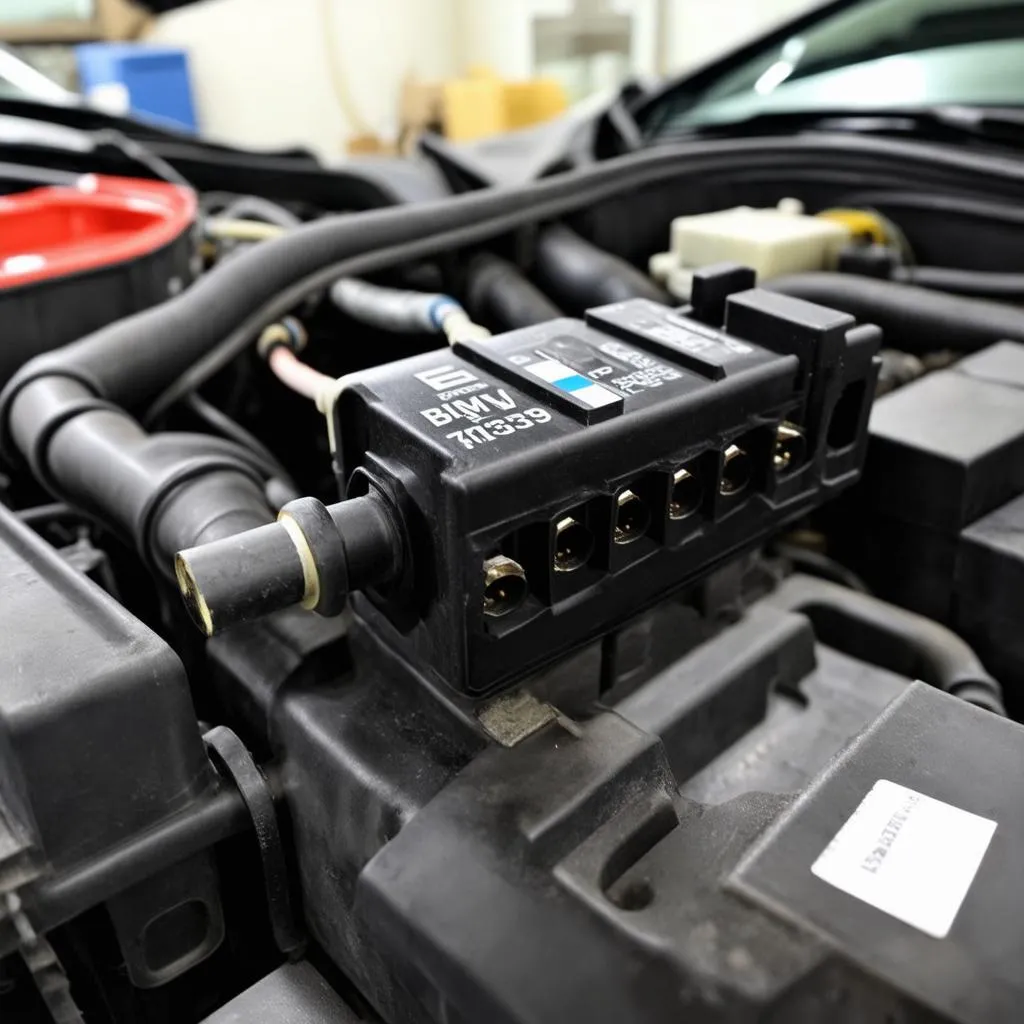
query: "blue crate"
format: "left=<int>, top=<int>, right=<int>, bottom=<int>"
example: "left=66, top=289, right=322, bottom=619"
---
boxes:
left=76, top=43, right=198, bottom=133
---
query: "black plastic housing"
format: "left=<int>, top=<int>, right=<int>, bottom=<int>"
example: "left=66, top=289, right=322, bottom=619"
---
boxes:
left=957, top=491, right=1024, bottom=715
left=733, top=682, right=1024, bottom=1023
left=0, top=505, right=223, bottom=986
left=334, top=290, right=880, bottom=696
left=867, top=343, right=1024, bottom=535
left=842, top=341, right=1024, bottom=621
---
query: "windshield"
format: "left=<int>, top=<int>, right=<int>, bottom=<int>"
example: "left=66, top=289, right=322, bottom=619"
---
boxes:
left=651, top=0, right=1024, bottom=132
left=0, top=47, right=70, bottom=103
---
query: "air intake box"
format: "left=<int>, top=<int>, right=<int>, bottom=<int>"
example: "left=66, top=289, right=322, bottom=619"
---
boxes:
left=332, top=283, right=880, bottom=697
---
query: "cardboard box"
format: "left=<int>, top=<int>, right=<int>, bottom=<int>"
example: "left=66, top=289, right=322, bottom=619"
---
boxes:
left=97, top=0, right=151, bottom=39
left=0, top=0, right=151, bottom=43
left=402, top=70, right=568, bottom=145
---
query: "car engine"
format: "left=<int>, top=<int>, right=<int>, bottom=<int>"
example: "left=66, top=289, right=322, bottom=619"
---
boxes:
left=2, top=120, right=1024, bottom=1024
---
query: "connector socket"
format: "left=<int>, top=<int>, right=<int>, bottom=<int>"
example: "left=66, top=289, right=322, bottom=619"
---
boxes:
left=483, top=555, right=528, bottom=617
left=669, top=467, right=703, bottom=520
left=720, top=445, right=751, bottom=497
left=554, top=516, right=594, bottom=573
left=614, top=489, right=651, bottom=545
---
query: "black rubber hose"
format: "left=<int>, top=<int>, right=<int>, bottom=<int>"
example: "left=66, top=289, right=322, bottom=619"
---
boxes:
left=5, top=134, right=1024, bottom=560
left=15, top=502, right=85, bottom=526
left=767, top=574, right=1005, bottom=714
left=834, top=189, right=1024, bottom=228
left=183, top=392, right=295, bottom=487
left=893, top=265, right=1024, bottom=302
left=533, top=223, right=669, bottom=313
left=330, top=277, right=456, bottom=334
left=767, top=273, right=1024, bottom=354
left=16, top=378, right=276, bottom=573
left=9, top=131, right=1022, bottom=432
left=463, top=252, right=562, bottom=330
left=217, top=195, right=302, bottom=228
left=176, top=494, right=401, bottom=634
left=772, top=543, right=871, bottom=595
left=93, top=128, right=191, bottom=187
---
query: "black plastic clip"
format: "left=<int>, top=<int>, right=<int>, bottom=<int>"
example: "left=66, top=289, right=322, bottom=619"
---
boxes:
left=204, top=726, right=306, bottom=958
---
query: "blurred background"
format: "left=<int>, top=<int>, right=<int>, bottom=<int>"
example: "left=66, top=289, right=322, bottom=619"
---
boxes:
left=0, top=0, right=816, bottom=158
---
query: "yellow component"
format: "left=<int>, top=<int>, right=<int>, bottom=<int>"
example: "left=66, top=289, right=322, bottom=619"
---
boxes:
left=205, top=218, right=287, bottom=243
left=503, top=79, right=568, bottom=132
left=443, top=77, right=507, bottom=142
left=816, top=208, right=889, bottom=245
left=277, top=513, right=320, bottom=611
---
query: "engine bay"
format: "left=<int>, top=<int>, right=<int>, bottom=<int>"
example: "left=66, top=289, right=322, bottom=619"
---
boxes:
left=2, top=124, right=1024, bottom=1023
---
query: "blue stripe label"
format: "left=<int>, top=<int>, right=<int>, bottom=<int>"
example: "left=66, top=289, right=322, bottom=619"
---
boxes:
left=553, top=374, right=592, bottom=393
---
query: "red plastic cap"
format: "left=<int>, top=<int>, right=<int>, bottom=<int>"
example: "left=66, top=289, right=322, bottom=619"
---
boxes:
left=0, top=174, right=197, bottom=290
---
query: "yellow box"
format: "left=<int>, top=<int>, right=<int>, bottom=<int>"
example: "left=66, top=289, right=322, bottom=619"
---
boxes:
left=442, top=77, right=506, bottom=142
left=503, top=78, right=568, bottom=132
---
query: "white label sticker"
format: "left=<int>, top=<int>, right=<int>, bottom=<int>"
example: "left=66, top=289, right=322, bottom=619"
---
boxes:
left=811, top=780, right=996, bottom=939
left=522, top=359, right=620, bottom=409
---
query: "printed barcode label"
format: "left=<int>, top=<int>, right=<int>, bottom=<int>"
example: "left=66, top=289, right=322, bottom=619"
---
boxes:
left=811, top=780, right=996, bottom=939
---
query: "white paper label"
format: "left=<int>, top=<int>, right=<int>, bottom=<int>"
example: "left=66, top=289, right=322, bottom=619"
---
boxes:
left=811, top=780, right=996, bottom=939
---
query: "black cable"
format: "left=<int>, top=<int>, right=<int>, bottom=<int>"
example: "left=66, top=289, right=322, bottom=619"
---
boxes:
left=774, top=543, right=871, bottom=594
left=15, top=501, right=78, bottom=526
left=767, top=574, right=1005, bottom=715
left=329, top=277, right=456, bottom=334
left=92, top=128, right=191, bottom=188
left=142, top=136, right=1024, bottom=420
left=767, top=273, right=1024, bottom=354
left=13, top=502, right=114, bottom=540
left=532, top=222, right=669, bottom=312
left=218, top=195, right=302, bottom=228
left=835, top=189, right=1024, bottom=227
left=142, top=431, right=286, bottom=488
left=148, top=225, right=1024, bottom=421
left=893, top=265, right=1024, bottom=302
left=199, top=190, right=248, bottom=214
left=183, top=392, right=295, bottom=488
left=463, top=252, right=562, bottom=331
left=146, top=148, right=917, bottom=418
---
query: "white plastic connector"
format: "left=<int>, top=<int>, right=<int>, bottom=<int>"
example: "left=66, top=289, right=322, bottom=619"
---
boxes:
left=650, top=198, right=851, bottom=300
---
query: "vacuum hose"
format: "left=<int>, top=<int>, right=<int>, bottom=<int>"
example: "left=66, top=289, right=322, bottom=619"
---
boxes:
left=463, top=252, right=562, bottom=331
left=767, top=574, right=1005, bottom=715
left=533, top=223, right=670, bottom=312
left=893, top=265, right=1024, bottom=303
left=768, top=273, right=1024, bottom=354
